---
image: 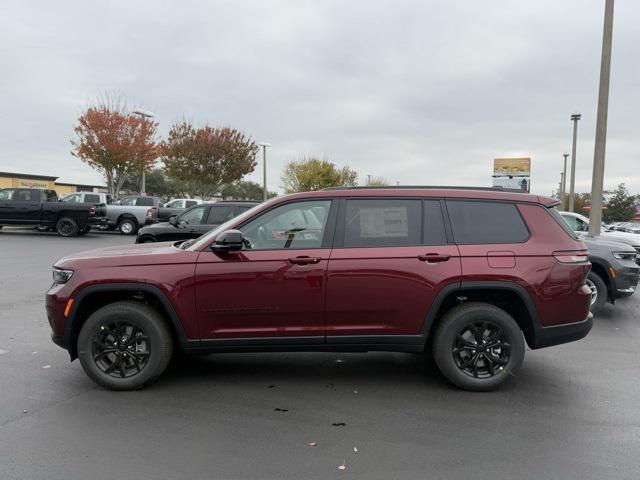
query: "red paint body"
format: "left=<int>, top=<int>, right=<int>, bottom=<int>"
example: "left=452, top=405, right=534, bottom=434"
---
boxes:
left=47, top=188, right=592, bottom=353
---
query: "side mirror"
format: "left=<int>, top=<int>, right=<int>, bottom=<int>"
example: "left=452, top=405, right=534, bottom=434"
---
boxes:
left=169, top=215, right=178, bottom=226
left=211, top=229, right=243, bottom=252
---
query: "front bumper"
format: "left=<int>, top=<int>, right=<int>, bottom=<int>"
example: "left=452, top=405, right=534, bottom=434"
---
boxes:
left=613, top=265, right=639, bottom=296
left=530, top=312, right=593, bottom=349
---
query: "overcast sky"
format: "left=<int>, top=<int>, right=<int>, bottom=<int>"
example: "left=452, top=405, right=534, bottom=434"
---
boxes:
left=1, top=0, right=638, bottom=195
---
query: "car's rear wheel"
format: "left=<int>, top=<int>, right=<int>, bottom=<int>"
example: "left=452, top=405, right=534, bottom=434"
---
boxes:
left=56, top=217, right=79, bottom=237
left=432, top=302, right=525, bottom=391
left=77, top=301, right=173, bottom=390
left=137, top=235, right=157, bottom=243
left=118, top=218, right=138, bottom=235
left=586, top=272, right=607, bottom=313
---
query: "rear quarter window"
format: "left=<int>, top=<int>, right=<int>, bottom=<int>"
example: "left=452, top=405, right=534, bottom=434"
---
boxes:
left=446, top=200, right=530, bottom=244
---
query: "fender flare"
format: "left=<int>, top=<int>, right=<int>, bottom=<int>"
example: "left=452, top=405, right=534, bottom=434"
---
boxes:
left=64, top=283, right=192, bottom=359
left=420, top=280, right=541, bottom=346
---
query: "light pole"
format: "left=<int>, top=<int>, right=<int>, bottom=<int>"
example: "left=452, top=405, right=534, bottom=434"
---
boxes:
left=559, top=172, right=564, bottom=201
left=258, top=142, right=271, bottom=201
left=561, top=153, right=569, bottom=209
left=132, top=108, right=155, bottom=195
left=568, top=113, right=581, bottom=212
left=589, top=0, right=615, bottom=236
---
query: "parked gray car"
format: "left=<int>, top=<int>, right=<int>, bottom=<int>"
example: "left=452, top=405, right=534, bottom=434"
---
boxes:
left=581, top=235, right=639, bottom=312
left=104, top=195, right=160, bottom=234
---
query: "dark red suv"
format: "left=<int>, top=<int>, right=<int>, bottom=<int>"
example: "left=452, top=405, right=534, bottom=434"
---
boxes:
left=46, top=187, right=593, bottom=391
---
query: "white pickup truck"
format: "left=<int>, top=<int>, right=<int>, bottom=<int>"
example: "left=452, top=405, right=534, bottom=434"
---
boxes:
left=63, top=193, right=159, bottom=234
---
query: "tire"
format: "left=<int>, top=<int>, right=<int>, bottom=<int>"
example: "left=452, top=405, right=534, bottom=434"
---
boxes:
left=56, top=217, right=79, bottom=237
left=77, top=301, right=173, bottom=391
left=432, top=302, right=525, bottom=391
left=118, top=218, right=138, bottom=235
left=137, top=235, right=157, bottom=243
left=586, top=272, right=607, bottom=313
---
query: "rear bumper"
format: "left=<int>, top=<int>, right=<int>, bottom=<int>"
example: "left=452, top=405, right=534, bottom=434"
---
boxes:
left=530, top=312, right=593, bottom=349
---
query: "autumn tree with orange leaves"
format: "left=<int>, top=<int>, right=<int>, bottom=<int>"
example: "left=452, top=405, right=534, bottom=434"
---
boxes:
left=71, top=97, right=159, bottom=198
left=162, top=122, right=258, bottom=199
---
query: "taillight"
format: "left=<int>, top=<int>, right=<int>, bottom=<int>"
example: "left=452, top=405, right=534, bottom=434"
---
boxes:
left=146, top=208, right=153, bottom=218
left=553, top=250, right=589, bottom=263
left=89, top=206, right=96, bottom=216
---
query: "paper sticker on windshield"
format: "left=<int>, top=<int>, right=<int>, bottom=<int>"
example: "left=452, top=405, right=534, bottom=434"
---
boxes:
left=359, top=207, right=408, bottom=238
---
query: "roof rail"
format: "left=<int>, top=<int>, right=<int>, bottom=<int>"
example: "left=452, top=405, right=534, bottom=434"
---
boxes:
left=322, top=185, right=527, bottom=193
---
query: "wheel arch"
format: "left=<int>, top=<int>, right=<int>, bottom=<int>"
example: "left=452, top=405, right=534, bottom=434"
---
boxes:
left=421, top=281, right=540, bottom=349
left=64, top=283, right=190, bottom=360
left=588, top=259, right=614, bottom=303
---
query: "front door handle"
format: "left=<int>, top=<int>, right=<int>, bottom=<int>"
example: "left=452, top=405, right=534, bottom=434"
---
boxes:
left=288, top=256, right=321, bottom=265
left=418, top=253, right=451, bottom=263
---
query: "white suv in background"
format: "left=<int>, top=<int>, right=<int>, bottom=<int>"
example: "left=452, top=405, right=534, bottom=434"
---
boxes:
left=163, top=198, right=203, bottom=209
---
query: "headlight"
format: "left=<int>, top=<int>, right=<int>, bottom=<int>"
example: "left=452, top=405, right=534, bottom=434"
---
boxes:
left=612, top=252, right=636, bottom=261
left=53, top=268, right=74, bottom=284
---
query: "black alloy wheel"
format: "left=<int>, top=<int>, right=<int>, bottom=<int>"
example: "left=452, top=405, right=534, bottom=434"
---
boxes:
left=432, top=302, right=525, bottom=391
left=92, top=320, right=151, bottom=378
left=77, top=301, right=173, bottom=390
left=452, top=321, right=510, bottom=379
left=56, top=217, right=79, bottom=237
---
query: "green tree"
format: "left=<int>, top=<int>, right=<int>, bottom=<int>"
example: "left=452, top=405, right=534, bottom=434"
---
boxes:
left=572, top=193, right=591, bottom=217
left=281, top=156, right=358, bottom=193
left=604, top=183, right=637, bottom=222
left=162, top=122, right=258, bottom=200
left=220, top=181, right=277, bottom=200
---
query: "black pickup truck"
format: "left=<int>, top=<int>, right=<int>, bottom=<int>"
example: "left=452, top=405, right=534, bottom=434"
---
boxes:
left=0, top=188, right=106, bottom=237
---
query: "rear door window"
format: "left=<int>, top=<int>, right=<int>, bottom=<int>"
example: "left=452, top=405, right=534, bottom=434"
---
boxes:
left=206, top=205, right=235, bottom=224
left=446, top=200, right=529, bottom=244
left=136, top=197, right=155, bottom=207
left=343, top=199, right=421, bottom=247
left=84, top=194, right=100, bottom=203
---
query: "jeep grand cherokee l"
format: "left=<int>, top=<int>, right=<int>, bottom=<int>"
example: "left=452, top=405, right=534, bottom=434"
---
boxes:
left=46, top=187, right=593, bottom=391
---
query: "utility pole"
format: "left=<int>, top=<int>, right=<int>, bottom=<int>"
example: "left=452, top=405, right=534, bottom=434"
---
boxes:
left=132, top=108, right=155, bottom=195
left=559, top=172, right=564, bottom=201
left=561, top=153, right=569, bottom=209
left=258, top=142, right=271, bottom=201
left=568, top=113, right=581, bottom=211
left=589, top=0, right=614, bottom=236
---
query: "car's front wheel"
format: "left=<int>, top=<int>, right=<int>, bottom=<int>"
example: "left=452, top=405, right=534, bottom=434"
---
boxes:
left=432, top=302, right=525, bottom=391
left=77, top=301, right=173, bottom=390
left=586, top=272, right=607, bottom=313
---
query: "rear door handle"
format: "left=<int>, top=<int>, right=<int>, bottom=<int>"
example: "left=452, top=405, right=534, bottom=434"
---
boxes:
left=418, top=253, right=451, bottom=263
left=288, top=256, right=322, bottom=265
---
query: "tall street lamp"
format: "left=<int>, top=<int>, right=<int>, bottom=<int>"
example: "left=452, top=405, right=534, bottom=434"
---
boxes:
left=568, top=113, right=581, bottom=212
left=132, top=108, right=155, bottom=195
left=258, top=142, right=271, bottom=201
left=561, top=153, right=569, bottom=209
left=589, top=0, right=615, bottom=236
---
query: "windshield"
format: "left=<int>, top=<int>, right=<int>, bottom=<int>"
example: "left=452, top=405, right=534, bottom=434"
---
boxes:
left=185, top=202, right=265, bottom=250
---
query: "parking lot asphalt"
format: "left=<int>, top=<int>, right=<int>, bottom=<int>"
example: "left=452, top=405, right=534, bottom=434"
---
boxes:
left=0, top=227, right=639, bottom=480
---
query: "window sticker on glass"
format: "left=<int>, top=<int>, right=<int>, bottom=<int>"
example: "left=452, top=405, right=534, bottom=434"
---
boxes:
left=359, top=207, right=409, bottom=238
